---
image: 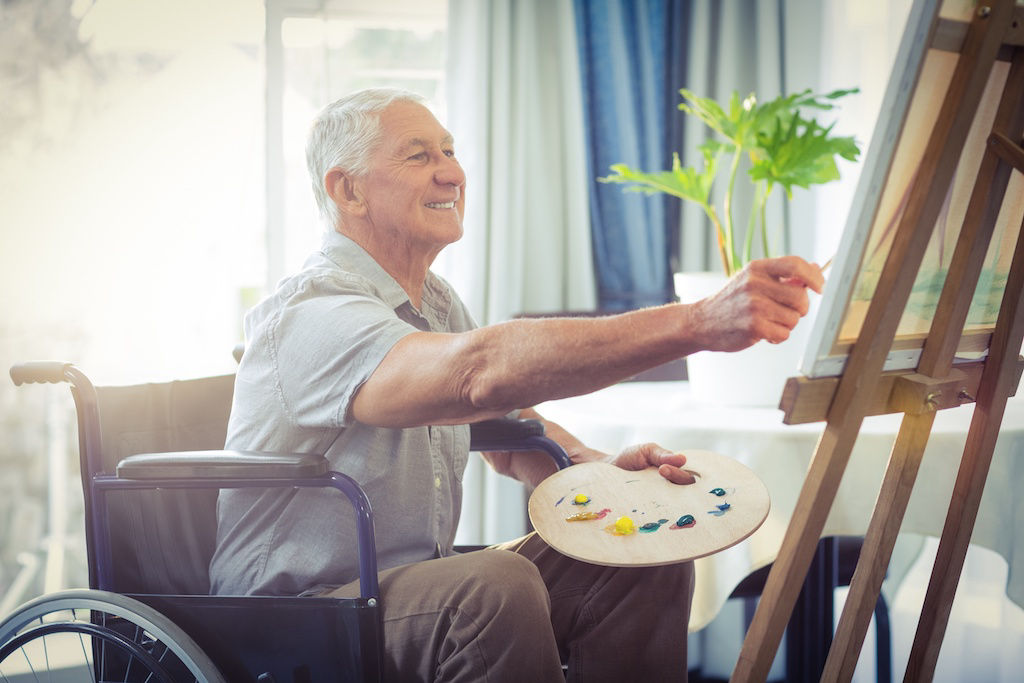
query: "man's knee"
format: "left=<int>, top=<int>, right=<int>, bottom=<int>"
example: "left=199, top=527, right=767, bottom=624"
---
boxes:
left=450, top=550, right=551, bottom=622
left=432, top=551, right=562, bottom=680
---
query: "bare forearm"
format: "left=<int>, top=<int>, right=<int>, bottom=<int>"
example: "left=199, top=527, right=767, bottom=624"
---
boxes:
left=354, top=304, right=696, bottom=427
left=352, top=256, right=824, bottom=428
left=462, top=306, right=697, bottom=411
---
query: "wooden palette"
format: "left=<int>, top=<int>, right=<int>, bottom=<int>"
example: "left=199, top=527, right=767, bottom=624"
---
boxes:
left=528, top=451, right=770, bottom=567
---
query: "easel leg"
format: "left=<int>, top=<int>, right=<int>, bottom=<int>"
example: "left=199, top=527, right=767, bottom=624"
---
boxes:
left=730, top=426, right=860, bottom=682
left=904, top=44, right=1024, bottom=682
left=904, top=380, right=1015, bottom=680
left=905, top=229, right=1024, bottom=680
left=824, top=411, right=935, bottom=682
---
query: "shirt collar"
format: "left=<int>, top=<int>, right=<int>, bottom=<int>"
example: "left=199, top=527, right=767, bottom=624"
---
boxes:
left=317, top=230, right=453, bottom=321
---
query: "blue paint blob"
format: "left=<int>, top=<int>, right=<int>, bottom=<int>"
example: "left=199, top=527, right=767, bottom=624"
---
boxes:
left=672, top=514, right=696, bottom=529
left=710, top=487, right=727, bottom=496
left=707, top=503, right=731, bottom=517
left=638, top=519, right=670, bottom=533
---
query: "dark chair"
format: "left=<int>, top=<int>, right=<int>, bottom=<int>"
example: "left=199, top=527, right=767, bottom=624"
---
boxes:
left=0, top=361, right=569, bottom=682
left=717, top=536, right=892, bottom=683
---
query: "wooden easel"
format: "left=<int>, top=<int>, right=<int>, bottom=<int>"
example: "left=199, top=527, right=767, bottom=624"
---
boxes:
left=731, top=2, right=1024, bottom=681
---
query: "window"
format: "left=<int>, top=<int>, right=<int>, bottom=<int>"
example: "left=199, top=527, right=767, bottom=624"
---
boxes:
left=0, top=0, right=266, bottom=604
left=1, top=0, right=266, bottom=384
left=0, top=0, right=447, bottom=605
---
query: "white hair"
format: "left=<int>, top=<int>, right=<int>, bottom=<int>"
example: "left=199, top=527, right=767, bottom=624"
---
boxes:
left=305, top=88, right=428, bottom=229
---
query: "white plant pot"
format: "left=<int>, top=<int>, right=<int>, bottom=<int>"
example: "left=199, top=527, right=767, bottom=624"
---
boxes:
left=674, top=271, right=813, bottom=408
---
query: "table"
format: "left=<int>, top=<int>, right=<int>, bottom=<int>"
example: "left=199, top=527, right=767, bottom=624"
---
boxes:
left=536, top=381, right=1024, bottom=633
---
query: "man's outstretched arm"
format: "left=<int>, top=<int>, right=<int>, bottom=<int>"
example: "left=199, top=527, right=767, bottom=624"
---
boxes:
left=352, top=256, right=824, bottom=429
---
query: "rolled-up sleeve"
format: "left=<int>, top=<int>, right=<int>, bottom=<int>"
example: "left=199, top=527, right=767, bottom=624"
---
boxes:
left=254, top=271, right=418, bottom=430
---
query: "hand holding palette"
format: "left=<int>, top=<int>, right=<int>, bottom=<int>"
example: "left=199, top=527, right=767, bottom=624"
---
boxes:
left=527, top=450, right=770, bottom=567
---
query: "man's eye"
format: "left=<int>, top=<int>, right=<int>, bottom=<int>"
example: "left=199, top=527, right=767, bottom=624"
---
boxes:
left=408, top=152, right=427, bottom=161
left=443, top=149, right=456, bottom=158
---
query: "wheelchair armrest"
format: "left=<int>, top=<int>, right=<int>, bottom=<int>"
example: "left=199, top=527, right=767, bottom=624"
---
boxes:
left=116, top=450, right=328, bottom=479
left=106, top=451, right=379, bottom=600
left=469, top=417, right=544, bottom=446
left=469, top=418, right=572, bottom=470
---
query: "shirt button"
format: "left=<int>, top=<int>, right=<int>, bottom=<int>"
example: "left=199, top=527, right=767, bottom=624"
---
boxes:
left=434, top=476, right=442, bottom=489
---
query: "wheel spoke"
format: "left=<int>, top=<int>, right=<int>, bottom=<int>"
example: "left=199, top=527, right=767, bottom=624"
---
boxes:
left=79, top=633, right=92, bottom=683
left=76, top=627, right=91, bottom=678
left=100, top=610, right=107, bottom=681
left=19, top=645, right=40, bottom=681
left=123, top=623, right=145, bottom=682
left=144, top=640, right=172, bottom=683
left=41, top=632, right=50, bottom=683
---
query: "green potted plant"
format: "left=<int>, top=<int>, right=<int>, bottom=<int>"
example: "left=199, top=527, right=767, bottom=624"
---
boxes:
left=601, top=87, right=862, bottom=405
left=601, top=87, right=861, bottom=276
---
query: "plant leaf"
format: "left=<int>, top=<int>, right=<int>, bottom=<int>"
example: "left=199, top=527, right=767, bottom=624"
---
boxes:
left=748, top=117, right=860, bottom=197
left=599, top=150, right=719, bottom=206
left=679, top=88, right=736, bottom=141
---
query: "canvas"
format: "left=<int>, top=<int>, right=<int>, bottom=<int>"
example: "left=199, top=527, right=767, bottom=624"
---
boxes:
left=800, top=0, right=1024, bottom=378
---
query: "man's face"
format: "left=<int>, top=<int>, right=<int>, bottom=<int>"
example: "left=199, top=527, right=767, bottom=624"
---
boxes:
left=356, top=100, right=467, bottom=254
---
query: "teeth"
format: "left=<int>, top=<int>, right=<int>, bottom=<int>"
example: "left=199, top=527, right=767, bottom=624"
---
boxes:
left=426, top=201, right=455, bottom=209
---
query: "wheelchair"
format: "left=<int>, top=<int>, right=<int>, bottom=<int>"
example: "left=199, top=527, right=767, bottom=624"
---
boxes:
left=0, top=361, right=571, bottom=682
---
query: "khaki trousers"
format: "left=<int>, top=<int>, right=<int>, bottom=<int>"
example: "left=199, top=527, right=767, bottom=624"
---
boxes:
left=327, top=532, right=694, bottom=682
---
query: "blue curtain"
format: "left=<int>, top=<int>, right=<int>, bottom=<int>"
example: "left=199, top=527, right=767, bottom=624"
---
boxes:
left=574, top=0, right=689, bottom=310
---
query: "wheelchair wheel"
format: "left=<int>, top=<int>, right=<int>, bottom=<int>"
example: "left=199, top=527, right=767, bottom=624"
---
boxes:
left=0, top=588, right=224, bottom=682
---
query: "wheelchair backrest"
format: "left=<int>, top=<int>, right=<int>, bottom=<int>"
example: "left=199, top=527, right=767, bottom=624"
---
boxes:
left=88, top=374, right=235, bottom=595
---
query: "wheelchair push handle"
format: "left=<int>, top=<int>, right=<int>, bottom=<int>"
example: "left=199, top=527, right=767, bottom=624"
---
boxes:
left=10, top=361, right=74, bottom=386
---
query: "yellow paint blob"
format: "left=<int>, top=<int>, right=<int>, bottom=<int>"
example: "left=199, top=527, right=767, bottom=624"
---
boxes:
left=573, top=494, right=590, bottom=505
left=612, top=516, right=635, bottom=535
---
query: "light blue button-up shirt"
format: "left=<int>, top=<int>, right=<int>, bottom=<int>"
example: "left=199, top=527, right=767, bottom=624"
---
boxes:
left=210, top=230, right=476, bottom=596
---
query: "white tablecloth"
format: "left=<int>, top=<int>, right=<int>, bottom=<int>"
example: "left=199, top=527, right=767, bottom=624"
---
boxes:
left=536, top=382, right=1024, bottom=631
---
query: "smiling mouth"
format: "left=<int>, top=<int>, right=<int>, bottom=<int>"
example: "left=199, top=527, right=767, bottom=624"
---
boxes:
left=425, top=201, right=456, bottom=209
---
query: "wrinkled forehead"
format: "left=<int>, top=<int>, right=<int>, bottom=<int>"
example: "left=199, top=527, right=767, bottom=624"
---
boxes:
left=378, top=100, right=454, bottom=153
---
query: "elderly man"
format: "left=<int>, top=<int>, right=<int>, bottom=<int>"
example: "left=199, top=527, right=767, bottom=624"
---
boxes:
left=210, top=88, right=823, bottom=681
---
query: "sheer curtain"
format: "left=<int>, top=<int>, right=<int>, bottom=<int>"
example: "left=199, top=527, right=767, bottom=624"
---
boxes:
left=678, top=0, right=825, bottom=273
left=442, top=0, right=596, bottom=544
left=438, top=0, right=596, bottom=327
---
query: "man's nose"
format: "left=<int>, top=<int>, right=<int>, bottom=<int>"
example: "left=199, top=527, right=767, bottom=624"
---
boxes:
left=435, top=156, right=466, bottom=187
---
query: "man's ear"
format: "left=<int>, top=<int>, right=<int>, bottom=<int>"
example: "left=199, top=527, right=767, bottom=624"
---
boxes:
left=325, top=167, right=367, bottom=218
